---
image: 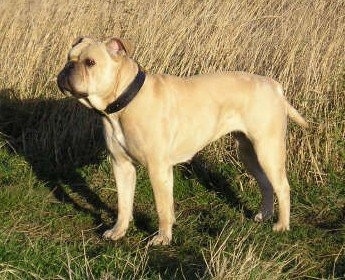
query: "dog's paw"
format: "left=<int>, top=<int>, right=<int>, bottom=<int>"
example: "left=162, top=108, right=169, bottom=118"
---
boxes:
left=273, top=222, right=290, bottom=232
left=103, top=227, right=127, bottom=241
left=147, top=234, right=171, bottom=246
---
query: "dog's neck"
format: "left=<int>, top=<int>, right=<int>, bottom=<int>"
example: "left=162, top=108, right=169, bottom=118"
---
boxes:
left=104, top=68, right=146, bottom=114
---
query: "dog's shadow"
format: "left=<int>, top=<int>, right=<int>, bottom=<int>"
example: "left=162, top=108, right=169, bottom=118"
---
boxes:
left=0, top=88, right=251, bottom=239
left=182, top=156, right=253, bottom=223
left=0, top=88, right=115, bottom=234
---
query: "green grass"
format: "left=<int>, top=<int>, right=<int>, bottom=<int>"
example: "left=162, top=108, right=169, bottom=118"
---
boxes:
left=0, top=131, right=344, bottom=279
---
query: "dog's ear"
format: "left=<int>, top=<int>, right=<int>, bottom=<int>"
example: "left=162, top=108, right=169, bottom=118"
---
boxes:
left=71, top=37, right=93, bottom=48
left=105, top=38, right=133, bottom=57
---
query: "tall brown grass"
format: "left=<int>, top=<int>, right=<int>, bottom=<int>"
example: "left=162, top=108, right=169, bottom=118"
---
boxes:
left=0, top=1, right=344, bottom=185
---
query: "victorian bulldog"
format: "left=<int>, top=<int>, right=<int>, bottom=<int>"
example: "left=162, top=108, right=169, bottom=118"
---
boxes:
left=57, top=37, right=307, bottom=245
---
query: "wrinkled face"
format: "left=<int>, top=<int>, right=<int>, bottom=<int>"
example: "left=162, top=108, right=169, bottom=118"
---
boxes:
left=57, top=38, right=117, bottom=100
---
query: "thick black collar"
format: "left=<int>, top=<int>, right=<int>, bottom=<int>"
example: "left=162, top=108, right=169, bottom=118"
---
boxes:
left=102, top=69, right=146, bottom=114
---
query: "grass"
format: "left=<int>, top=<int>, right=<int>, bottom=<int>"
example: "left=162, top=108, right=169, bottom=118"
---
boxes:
left=0, top=148, right=343, bottom=279
left=0, top=0, right=344, bottom=279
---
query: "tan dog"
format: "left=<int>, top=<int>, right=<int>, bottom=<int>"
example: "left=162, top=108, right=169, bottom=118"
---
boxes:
left=57, top=37, right=307, bottom=245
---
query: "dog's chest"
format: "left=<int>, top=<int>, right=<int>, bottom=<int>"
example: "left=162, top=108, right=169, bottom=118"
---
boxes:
left=103, top=117, right=146, bottom=164
left=112, top=119, right=128, bottom=148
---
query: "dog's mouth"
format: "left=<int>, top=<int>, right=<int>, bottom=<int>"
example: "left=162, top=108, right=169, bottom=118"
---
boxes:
left=57, top=72, right=89, bottom=99
left=66, top=89, right=89, bottom=99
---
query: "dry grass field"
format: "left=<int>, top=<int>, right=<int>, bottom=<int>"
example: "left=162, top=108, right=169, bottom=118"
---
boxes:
left=1, top=0, right=344, bottom=179
left=0, top=0, right=344, bottom=279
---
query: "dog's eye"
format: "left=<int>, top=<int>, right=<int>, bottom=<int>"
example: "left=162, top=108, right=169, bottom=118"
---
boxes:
left=85, top=58, right=96, bottom=67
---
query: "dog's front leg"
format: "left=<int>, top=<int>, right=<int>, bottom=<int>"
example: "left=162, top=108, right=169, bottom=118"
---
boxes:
left=147, top=163, right=175, bottom=246
left=103, top=158, right=136, bottom=241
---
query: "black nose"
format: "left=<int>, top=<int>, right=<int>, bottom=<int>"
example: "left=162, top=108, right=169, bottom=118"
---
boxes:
left=66, top=61, right=75, bottom=71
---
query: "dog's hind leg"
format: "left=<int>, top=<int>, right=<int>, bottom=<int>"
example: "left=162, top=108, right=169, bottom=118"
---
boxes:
left=147, top=162, right=175, bottom=246
left=252, top=136, right=291, bottom=231
left=234, top=132, right=274, bottom=221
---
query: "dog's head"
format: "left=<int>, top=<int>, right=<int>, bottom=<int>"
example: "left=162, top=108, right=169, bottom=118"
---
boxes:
left=57, top=37, right=133, bottom=110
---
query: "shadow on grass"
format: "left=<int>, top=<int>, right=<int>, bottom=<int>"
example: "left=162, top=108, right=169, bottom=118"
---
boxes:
left=183, top=155, right=253, bottom=220
left=0, top=88, right=113, bottom=235
left=147, top=248, right=205, bottom=279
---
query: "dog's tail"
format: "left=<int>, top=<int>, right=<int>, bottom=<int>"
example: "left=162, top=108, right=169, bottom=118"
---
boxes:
left=276, top=84, right=308, bottom=128
left=284, top=99, right=308, bottom=128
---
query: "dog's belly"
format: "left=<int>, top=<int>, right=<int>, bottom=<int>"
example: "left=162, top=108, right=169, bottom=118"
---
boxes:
left=169, top=113, right=245, bottom=164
